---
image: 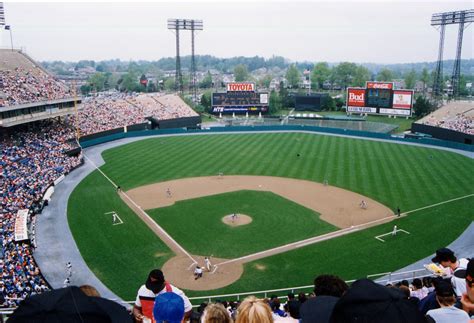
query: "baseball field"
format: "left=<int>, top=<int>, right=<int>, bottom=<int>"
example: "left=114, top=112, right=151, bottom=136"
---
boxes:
left=67, top=132, right=474, bottom=301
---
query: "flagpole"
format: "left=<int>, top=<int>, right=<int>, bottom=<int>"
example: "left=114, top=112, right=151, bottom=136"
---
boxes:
left=8, top=27, right=13, bottom=51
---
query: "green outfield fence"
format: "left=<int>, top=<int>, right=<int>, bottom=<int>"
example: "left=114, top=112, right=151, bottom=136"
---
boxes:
left=79, top=125, right=474, bottom=152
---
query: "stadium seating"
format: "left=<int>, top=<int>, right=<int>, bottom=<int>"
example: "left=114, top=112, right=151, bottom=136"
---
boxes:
left=0, top=120, right=82, bottom=307
left=0, top=50, right=72, bottom=107
left=74, top=92, right=199, bottom=135
left=418, top=101, right=474, bottom=135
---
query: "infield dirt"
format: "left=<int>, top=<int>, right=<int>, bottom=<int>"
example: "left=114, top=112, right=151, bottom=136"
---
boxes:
left=121, top=175, right=394, bottom=290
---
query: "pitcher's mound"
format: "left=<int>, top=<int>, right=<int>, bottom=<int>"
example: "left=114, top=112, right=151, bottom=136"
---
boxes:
left=222, top=214, right=252, bottom=227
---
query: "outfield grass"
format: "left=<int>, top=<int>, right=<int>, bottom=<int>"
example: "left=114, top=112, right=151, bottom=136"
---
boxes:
left=68, top=132, right=474, bottom=300
left=148, top=190, right=336, bottom=258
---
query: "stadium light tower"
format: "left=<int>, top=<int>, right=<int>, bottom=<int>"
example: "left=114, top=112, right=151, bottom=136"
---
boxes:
left=167, top=19, right=203, bottom=98
left=431, top=10, right=473, bottom=98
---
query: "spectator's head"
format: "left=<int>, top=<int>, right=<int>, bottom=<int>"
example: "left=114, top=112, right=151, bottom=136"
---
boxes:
left=153, top=291, right=185, bottom=323
left=201, top=303, right=232, bottom=323
left=434, top=280, right=456, bottom=307
left=313, top=275, right=348, bottom=298
left=431, top=248, right=457, bottom=268
left=79, top=285, right=100, bottom=297
left=287, top=292, right=295, bottom=300
left=422, top=276, right=432, bottom=288
left=298, top=292, right=307, bottom=303
left=235, top=296, right=272, bottom=323
left=146, top=269, right=165, bottom=293
left=465, top=259, right=474, bottom=302
left=398, top=285, right=410, bottom=299
left=411, top=278, right=422, bottom=290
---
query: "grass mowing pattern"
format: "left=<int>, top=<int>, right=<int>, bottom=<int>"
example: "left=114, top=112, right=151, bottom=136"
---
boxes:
left=68, top=172, right=173, bottom=299
left=68, top=132, right=474, bottom=299
left=147, top=190, right=336, bottom=258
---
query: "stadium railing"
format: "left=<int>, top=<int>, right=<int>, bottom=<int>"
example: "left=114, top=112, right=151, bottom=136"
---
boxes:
left=117, top=268, right=432, bottom=306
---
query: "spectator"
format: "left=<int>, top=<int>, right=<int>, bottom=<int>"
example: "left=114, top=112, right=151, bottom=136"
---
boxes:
left=285, top=292, right=301, bottom=319
left=0, top=119, right=82, bottom=307
left=411, top=278, right=429, bottom=300
left=201, top=303, right=232, bottom=323
left=460, top=259, right=474, bottom=319
left=300, top=274, right=348, bottom=323
left=133, top=269, right=192, bottom=322
left=235, top=296, right=272, bottom=323
left=329, top=279, right=426, bottom=322
left=426, top=280, right=470, bottom=323
left=431, top=248, right=469, bottom=298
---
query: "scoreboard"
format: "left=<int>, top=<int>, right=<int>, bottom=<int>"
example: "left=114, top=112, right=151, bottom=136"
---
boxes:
left=211, top=82, right=269, bottom=114
left=347, top=82, right=413, bottom=116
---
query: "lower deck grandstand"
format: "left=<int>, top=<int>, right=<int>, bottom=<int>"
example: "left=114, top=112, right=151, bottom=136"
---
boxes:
left=417, top=100, right=473, bottom=135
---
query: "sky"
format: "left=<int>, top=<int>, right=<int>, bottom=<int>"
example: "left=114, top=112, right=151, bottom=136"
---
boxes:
left=1, top=0, right=473, bottom=64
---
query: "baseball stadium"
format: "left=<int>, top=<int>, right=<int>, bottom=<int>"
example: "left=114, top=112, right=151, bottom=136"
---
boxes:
left=1, top=3, right=473, bottom=322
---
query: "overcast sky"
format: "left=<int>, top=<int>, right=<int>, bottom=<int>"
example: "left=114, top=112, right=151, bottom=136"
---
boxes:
left=1, top=1, right=473, bottom=63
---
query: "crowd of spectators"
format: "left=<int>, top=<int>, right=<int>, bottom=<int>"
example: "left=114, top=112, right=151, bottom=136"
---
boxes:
left=422, top=112, right=474, bottom=135
left=0, top=67, right=72, bottom=107
left=0, top=119, right=82, bottom=307
left=73, top=92, right=199, bottom=136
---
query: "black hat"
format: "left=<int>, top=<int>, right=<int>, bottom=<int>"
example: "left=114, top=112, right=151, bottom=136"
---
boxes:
left=329, top=279, right=426, bottom=323
left=431, top=248, right=455, bottom=263
left=146, top=269, right=165, bottom=293
left=435, top=280, right=455, bottom=297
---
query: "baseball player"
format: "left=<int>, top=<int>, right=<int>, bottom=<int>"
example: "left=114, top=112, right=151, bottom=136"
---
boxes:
left=204, top=257, right=212, bottom=272
left=392, top=225, right=398, bottom=236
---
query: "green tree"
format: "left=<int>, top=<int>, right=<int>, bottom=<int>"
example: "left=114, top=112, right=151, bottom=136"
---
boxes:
left=404, top=69, right=417, bottom=89
left=80, top=84, right=92, bottom=95
left=333, top=62, right=358, bottom=89
left=279, top=81, right=292, bottom=108
left=420, top=68, right=430, bottom=94
left=269, top=90, right=281, bottom=114
left=147, top=80, right=157, bottom=93
left=353, top=65, right=371, bottom=87
left=120, top=72, right=140, bottom=92
left=321, top=96, right=336, bottom=111
left=164, top=78, right=175, bottom=91
left=413, top=95, right=435, bottom=117
left=88, top=73, right=107, bottom=92
left=286, top=64, right=300, bottom=89
left=200, top=91, right=212, bottom=112
left=199, top=71, right=213, bottom=88
left=311, top=62, right=331, bottom=90
left=234, top=64, right=249, bottom=82
left=259, top=75, right=273, bottom=89
left=376, top=68, right=394, bottom=82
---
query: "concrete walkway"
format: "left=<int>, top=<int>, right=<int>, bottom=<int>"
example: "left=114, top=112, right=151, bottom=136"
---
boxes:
left=33, top=129, right=474, bottom=304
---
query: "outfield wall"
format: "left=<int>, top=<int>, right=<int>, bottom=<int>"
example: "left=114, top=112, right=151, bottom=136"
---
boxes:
left=79, top=125, right=474, bottom=153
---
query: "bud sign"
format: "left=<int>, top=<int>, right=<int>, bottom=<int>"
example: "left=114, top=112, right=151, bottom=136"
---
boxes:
left=347, top=88, right=366, bottom=107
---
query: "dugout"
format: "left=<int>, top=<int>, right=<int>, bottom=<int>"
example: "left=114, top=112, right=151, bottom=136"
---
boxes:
left=294, top=94, right=329, bottom=111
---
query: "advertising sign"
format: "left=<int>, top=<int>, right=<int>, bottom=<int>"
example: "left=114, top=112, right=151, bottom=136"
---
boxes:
left=226, top=83, right=256, bottom=92
left=347, top=88, right=366, bottom=107
left=392, top=90, right=413, bottom=109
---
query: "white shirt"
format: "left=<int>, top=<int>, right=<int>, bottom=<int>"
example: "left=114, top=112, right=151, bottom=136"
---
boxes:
left=134, top=284, right=192, bottom=312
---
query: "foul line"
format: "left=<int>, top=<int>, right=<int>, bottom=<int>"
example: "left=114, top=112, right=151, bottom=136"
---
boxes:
left=82, top=153, right=197, bottom=264
left=403, top=193, right=474, bottom=216
left=216, top=193, right=474, bottom=267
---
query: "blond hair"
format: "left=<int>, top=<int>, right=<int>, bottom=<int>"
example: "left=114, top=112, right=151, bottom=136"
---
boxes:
left=235, top=296, right=273, bottom=323
left=202, top=303, right=232, bottom=323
